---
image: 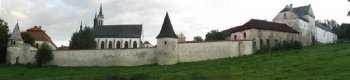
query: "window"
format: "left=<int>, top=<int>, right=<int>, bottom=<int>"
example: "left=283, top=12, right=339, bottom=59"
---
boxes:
left=36, top=43, right=39, bottom=48
left=234, top=35, right=237, bottom=40
left=260, top=39, right=263, bottom=49
left=116, top=41, right=121, bottom=48
left=101, top=41, right=105, bottom=49
left=108, top=41, right=113, bottom=49
left=284, top=13, right=286, bottom=19
left=266, top=39, right=270, bottom=49
left=164, top=41, right=167, bottom=45
left=243, top=32, right=247, bottom=39
left=133, top=41, right=137, bottom=48
left=124, top=41, right=129, bottom=48
left=11, top=41, right=15, bottom=45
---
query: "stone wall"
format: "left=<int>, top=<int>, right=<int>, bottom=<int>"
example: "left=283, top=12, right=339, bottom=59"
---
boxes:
left=177, top=41, right=252, bottom=62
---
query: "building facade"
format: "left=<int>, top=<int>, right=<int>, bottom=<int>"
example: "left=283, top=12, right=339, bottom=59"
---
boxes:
left=223, top=19, right=299, bottom=51
left=273, top=4, right=337, bottom=46
left=93, top=4, right=143, bottom=49
left=26, top=26, right=57, bottom=50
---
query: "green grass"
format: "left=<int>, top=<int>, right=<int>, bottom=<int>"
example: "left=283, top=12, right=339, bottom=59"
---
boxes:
left=0, top=43, right=349, bottom=80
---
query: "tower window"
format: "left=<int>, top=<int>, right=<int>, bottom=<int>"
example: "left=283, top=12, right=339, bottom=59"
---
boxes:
left=164, top=41, right=167, bottom=45
left=243, top=32, right=247, bottom=39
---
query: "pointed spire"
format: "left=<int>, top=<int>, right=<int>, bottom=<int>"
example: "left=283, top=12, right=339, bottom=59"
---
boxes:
left=156, top=12, right=178, bottom=39
left=94, top=12, right=97, bottom=18
left=9, top=21, right=23, bottom=41
left=98, top=3, right=103, bottom=17
left=79, top=21, right=83, bottom=31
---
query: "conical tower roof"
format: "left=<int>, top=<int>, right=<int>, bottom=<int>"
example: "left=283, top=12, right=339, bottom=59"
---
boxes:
left=9, top=22, right=23, bottom=41
left=156, top=12, right=178, bottom=39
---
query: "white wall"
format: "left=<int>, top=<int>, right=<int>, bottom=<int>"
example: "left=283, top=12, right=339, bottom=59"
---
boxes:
left=177, top=41, right=252, bottom=62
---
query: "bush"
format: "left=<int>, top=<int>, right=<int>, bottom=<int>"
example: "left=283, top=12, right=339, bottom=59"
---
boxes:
left=35, top=43, right=53, bottom=66
left=131, top=73, right=150, bottom=80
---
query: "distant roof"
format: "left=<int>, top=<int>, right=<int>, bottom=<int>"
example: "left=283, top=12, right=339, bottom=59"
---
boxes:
left=315, top=22, right=334, bottom=33
left=94, top=25, right=142, bottom=38
left=26, top=26, right=57, bottom=48
left=144, top=41, right=151, bottom=44
left=156, top=13, right=178, bottom=38
left=280, top=5, right=314, bottom=22
left=223, top=19, right=299, bottom=34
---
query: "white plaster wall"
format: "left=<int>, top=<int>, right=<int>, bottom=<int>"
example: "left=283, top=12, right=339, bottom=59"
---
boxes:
left=177, top=41, right=252, bottom=63
left=50, top=48, right=156, bottom=66
left=34, top=41, right=57, bottom=50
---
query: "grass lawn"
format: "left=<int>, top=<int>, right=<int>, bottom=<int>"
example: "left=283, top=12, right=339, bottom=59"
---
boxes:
left=0, top=43, right=349, bottom=80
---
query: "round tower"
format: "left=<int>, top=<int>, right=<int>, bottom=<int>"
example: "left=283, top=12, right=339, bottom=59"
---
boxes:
left=156, top=12, right=178, bottom=65
left=7, top=22, right=23, bottom=64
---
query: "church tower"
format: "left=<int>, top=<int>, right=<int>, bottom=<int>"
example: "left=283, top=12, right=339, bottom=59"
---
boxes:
left=156, top=12, right=178, bottom=65
left=7, top=22, right=23, bottom=64
left=94, top=4, right=104, bottom=28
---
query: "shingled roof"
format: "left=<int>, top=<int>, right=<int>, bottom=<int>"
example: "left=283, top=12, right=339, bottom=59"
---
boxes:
left=156, top=13, right=178, bottom=38
left=26, top=26, right=57, bottom=48
left=94, top=25, right=142, bottom=38
left=315, top=22, right=335, bottom=34
left=9, top=22, right=23, bottom=41
left=280, top=4, right=314, bottom=22
left=223, top=19, right=299, bottom=34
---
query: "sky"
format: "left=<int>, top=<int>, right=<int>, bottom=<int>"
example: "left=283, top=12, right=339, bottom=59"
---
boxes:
left=0, top=0, right=349, bottom=46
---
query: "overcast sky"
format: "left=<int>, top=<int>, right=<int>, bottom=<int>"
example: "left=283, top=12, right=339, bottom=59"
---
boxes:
left=0, top=0, right=349, bottom=46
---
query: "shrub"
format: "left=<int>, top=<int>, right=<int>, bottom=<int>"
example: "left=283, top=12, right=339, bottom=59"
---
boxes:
left=131, top=73, right=149, bottom=80
left=35, top=43, right=53, bottom=66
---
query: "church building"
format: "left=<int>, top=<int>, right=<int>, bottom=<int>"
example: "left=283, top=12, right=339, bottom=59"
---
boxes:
left=93, top=4, right=143, bottom=49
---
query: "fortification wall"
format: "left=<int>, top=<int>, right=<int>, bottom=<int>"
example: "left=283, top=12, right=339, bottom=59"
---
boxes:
left=177, top=41, right=252, bottom=62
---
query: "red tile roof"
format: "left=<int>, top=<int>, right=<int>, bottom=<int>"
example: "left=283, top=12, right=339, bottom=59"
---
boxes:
left=223, top=19, right=299, bottom=34
left=26, top=26, right=57, bottom=48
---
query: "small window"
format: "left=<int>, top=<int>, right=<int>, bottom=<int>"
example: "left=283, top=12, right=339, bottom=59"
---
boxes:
left=284, top=13, right=286, bottom=19
left=164, top=41, right=167, bottom=45
left=234, top=35, right=237, bottom=40
left=243, top=32, right=247, bottom=39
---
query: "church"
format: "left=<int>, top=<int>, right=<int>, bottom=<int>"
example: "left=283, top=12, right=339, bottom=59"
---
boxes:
left=92, top=4, right=143, bottom=49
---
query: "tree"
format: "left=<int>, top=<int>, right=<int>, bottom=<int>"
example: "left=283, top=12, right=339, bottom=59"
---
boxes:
left=193, top=36, right=203, bottom=41
left=35, top=43, right=53, bottom=66
left=0, top=18, right=9, bottom=63
left=21, top=32, right=35, bottom=46
left=69, top=27, right=96, bottom=49
left=335, top=24, right=350, bottom=40
left=205, top=30, right=225, bottom=41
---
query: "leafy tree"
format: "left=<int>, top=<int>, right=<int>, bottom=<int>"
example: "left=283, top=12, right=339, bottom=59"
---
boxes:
left=0, top=18, right=9, bottom=63
left=69, top=27, right=96, bottom=49
left=335, top=24, right=350, bottom=40
left=205, top=30, right=225, bottom=41
left=35, top=43, right=53, bottom=66
left=193, top=36, right=203, bottom=41
left=21, top=32, right=35, bottom=46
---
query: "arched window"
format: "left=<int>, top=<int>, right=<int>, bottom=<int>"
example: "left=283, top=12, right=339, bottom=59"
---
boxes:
left=133, top=41, right=137, bottom=48
left=266, top=39, right=270, bottom=49
left=116, top=41, right=121, bottom=48
left=124, top=41, right=129, bottom=48
left=108, top=41, right=113, bottom=49
left=101, top=41, right=105, bottom=49
left=243, top=32, right=246, bottom=39
left=234, top=35, right=237, bottom=40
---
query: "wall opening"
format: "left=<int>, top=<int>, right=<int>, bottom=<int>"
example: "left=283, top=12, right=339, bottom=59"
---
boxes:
left=108, top=41, right=113, bottom=49
left=101, top=41, right=105, bottom=49
left=116, top=41, right=121, bottom=48
left=124, top=41, right=129, bottom=48
left=133, top=41, right=137, bottom=48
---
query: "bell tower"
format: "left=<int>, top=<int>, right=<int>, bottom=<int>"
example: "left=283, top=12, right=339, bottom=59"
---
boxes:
left=7, top=21, right=23, bottom=64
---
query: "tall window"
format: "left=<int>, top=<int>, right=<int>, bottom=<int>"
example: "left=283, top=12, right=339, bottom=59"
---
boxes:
left=133, top=41, right=137, bottom=48
left=234, top=35, right=237, bottom=40
left=243, top=32, right=247, bottom=39
left=260, top=39, right=263, bottom=49
left=116, top=41, right=121, bottom=48
left=108, top=41, right=112, bottom=49
left=124, top=41, right=129, bottom=48
left=101, top=41, right=105, bottom=49
left=266, top=39, right=270, bottom=49
left=284, top=13, right=286, bottom=19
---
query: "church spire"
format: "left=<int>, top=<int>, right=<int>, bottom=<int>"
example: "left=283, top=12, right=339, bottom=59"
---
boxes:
left=156, top=12, right=178, bottom=38
left=79, top=21, right=83, bottom=32
left=9, top=21, right=23, bottom=41
left=98, top=3, right=104, bottom=18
